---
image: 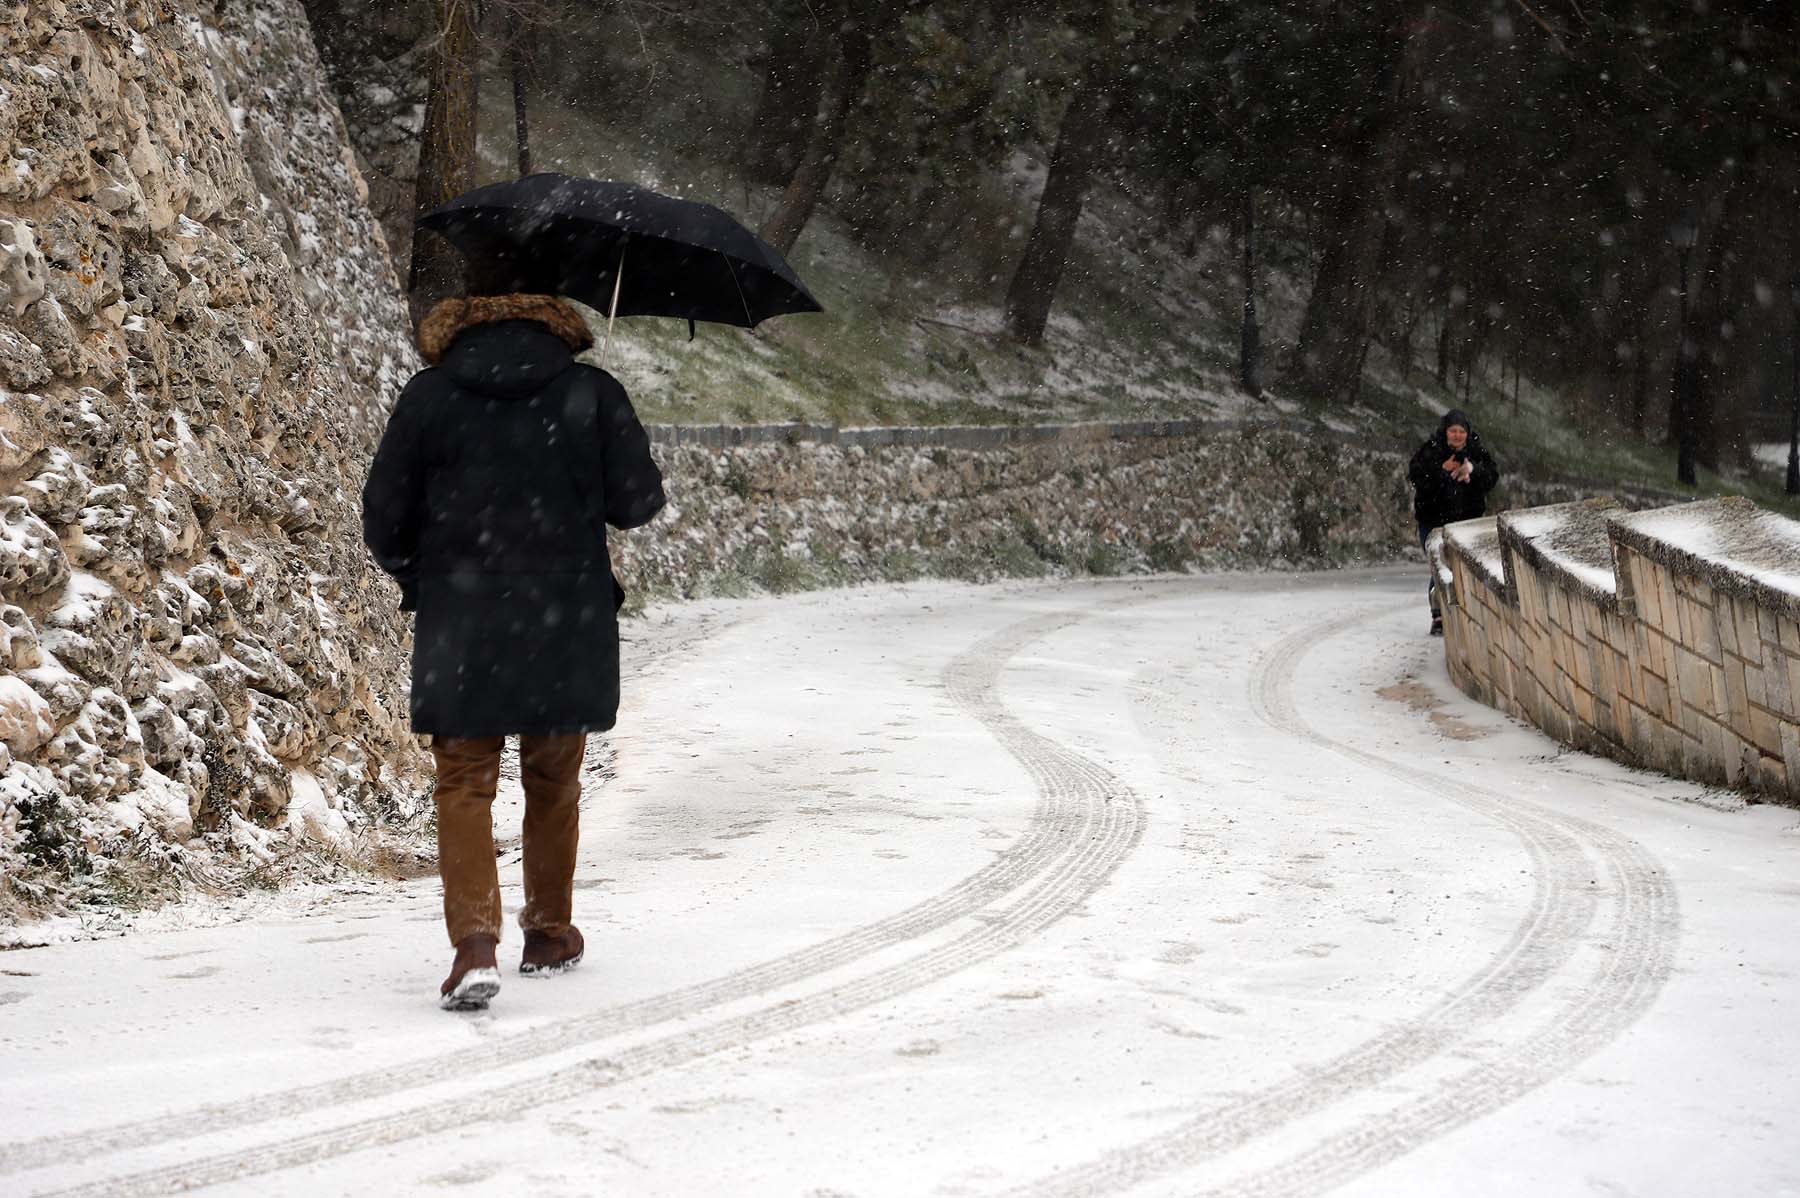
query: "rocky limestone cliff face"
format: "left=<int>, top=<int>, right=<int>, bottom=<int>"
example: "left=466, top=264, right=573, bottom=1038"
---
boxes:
left=0, top=0, right=425, bottom=913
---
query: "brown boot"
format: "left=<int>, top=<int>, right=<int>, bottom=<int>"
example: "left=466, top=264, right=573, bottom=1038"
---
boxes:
left=520, top=926, right=584, bottom=976
left=439, top=933, right=501, bottom=1011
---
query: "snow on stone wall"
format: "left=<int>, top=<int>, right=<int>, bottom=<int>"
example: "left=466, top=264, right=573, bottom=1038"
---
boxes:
left=1440, top=495, right=1800, bottom=803
left=0, top=0, right=426, bottom=911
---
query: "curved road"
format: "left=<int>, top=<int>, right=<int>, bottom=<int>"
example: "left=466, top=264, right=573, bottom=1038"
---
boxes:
left=2, top=571, right=1796, bottom=1196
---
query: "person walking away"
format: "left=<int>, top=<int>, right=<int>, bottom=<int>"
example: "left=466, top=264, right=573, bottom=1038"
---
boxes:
left=363, top=291, right=666, bottom=1010
left=1407, top=408, right=1498, bottom=636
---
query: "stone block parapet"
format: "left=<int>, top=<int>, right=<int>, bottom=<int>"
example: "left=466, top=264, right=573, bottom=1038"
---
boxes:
left=1438, top=495, right=1800, bottom=802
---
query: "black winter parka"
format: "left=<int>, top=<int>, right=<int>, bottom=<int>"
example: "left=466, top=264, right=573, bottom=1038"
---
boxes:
left=1407, top=409, right=1499, bottom=530
left=362, top=318, right=665, bottom=737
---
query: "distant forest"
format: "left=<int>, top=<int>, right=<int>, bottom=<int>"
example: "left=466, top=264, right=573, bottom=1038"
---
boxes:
left=300, top=1, right=1800, bottom=483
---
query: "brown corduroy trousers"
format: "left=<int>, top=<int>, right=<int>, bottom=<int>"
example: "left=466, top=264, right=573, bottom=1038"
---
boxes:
left=429, top=734, right=586, bottom=946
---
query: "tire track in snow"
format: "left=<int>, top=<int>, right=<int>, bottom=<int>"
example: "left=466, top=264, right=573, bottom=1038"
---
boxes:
left=1193, top=827, right=1674, bottom=1198
left=25, top=598, right=1147, bottom=1196
left=0, top=605, right=783, bottom=1178
left=1011, top=601, right=1676, bottom=1197
left=6, top=606, right=1089, bottom=1174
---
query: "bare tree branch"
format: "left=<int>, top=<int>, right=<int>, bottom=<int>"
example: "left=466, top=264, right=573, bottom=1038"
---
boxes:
left=1511, top=0, right=1572, bottom=58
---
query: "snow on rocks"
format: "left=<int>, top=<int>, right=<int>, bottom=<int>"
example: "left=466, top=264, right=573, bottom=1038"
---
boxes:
left=106, top=764, right=194, bottom=843
left=38, top=570, right=136, bottom=686
left=0, top=0, right=425, bottom=917
left=285, top=766, right=350, bottom=850
left=0, top=493, right=68, bottom=596
left=0, top=672, right=53, bottom=755
left=0, top=217, right=47, bottom=316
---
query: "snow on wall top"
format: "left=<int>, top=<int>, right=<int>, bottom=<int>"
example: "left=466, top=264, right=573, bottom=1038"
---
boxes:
left=1499, top=499, right=1623, bottom=604
left=1442, top=517, right=1505, bottom=594
left=1609, top=497, right=1800, bottom=619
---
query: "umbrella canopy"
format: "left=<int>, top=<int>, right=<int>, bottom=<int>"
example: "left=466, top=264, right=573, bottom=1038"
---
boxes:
left=418, top=174, right=822, bottom=328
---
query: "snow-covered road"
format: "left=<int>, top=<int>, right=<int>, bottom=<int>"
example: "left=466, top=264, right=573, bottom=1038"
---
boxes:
left=4, top=571, right=1798, bottom=1197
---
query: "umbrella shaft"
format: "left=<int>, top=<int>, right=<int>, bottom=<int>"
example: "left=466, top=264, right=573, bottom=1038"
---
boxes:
left=602, top=245, right=625, bottom=368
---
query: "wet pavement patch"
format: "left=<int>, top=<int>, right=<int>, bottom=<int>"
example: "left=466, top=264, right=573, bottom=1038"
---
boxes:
left=1377, top=678, right=1491, bottom=741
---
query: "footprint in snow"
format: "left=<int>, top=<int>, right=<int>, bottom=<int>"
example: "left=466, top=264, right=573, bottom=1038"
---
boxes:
left=1151, top=1019, right=1219, bottom=1041
left=1155, top=941, right=1204, bottom=965
left=421, top=1160, right=502, bottom=1187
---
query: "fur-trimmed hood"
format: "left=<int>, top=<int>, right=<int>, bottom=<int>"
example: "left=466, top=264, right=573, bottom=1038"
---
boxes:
left=416, top=293, right=594, bottom=365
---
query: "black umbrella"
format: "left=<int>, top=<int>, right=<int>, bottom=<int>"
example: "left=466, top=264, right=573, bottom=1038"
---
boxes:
left=419, top=174, right=823, bottom=345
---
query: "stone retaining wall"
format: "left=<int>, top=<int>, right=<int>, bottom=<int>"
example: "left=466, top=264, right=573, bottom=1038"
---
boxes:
left=609, top=421, right=1627, bottom=603
left=1437, top=496, right=1800, bottom=802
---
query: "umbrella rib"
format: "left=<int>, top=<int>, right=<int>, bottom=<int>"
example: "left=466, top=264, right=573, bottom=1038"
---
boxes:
left=722, top=252, right=755, bottom=328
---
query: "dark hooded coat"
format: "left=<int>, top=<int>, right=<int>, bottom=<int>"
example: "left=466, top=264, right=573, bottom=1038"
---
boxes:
left=362, top=295, right=666, bottom=737
left=1407, top=408, right=1499, bottom=530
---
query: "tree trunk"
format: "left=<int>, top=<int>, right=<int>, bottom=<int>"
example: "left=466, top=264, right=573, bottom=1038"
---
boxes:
left=1670, top=241, right=1702, bottom=484
left=1628, top=303, right=1650, bottom=437
left=1435, top=284, right=1454, bottom=387
left=745, top=2, right=832, bottom=186
left=299, top=0, right=344, bottom=76
left=1458, top=303, right=1487, bottom=407
left=1240, top=187, right=1262, bottom=398
left=1673, top=170, right=1751, bottom=482
left=1787, top=265, right=1799, bottom=494
left=1294, top=155, right=1362, bottom=388
left=1672, top=326, right=1700, bottom=485
left=1290, top=6, right=1429, bottom=404
left=1397, top=291, right=1424, bottom=382
left=1003, top=60, right=1113, bottom=346
left=758, top=10, right=876, bottom=258
left=1695, top=186, right=1752, bottom=474
left=508, top=9, right=533, bottom=177
left=409, top=0, right=480, bottom=313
